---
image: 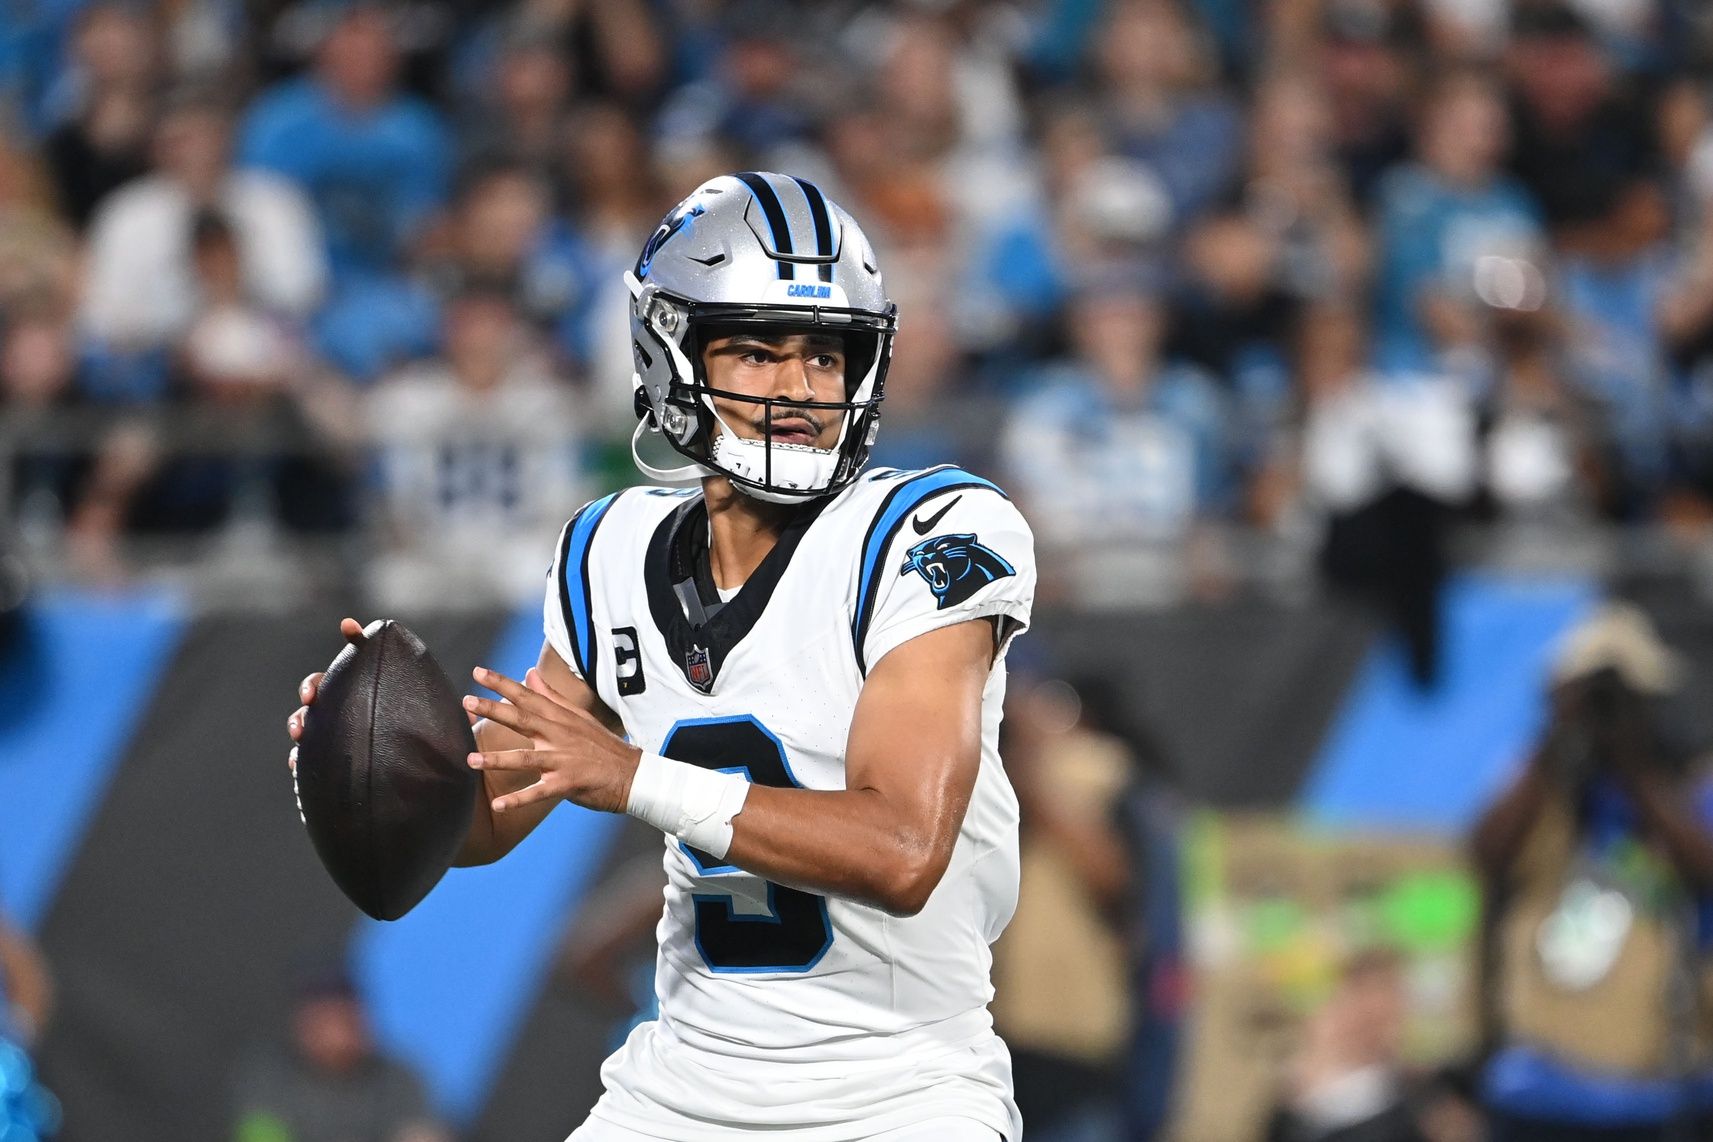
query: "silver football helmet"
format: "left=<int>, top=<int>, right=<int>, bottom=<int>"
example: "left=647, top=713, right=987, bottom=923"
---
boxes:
left=627, top=171, right=897, bottom=503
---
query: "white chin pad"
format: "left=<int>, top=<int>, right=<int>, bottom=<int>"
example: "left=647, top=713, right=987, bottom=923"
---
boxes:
left=711, top=432, right=838, bottom=499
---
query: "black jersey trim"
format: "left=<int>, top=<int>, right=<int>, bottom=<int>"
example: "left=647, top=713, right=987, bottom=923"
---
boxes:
left=644, top=494, right=829, bottom=692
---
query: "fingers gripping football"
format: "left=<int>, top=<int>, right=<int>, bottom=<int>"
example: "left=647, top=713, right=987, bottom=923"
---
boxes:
left=464, top=666, right=639, bottom=815
left=285, top=618, right=368, bottom=775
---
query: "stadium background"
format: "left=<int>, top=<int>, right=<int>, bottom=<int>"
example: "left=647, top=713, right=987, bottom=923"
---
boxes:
left=2, top=0, right=1713, bottom=1139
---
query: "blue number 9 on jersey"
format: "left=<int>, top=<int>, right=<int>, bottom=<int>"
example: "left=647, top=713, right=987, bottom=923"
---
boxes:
left=661, top=715, right=834, bottom=973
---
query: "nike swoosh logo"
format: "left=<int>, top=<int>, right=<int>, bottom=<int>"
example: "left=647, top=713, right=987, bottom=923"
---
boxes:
left=911, top=495, right=962, bottom=535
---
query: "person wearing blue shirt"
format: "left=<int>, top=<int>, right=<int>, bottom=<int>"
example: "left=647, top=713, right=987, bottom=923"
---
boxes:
left=1372, top=70, right=1545, bottom=380
left=1472, top=604, right=1713, bottom=1142
left=237, top=4, right=449, bottom=285
left=1002, top=274, right=1232, bottom=548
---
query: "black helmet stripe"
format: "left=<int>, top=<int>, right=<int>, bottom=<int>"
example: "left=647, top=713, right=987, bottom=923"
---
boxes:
left=735, top=170, right=795, bottom=280
left=793, top=177, right=835, bottom=283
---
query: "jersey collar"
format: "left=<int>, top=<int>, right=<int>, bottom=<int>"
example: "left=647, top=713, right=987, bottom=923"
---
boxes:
left=644, top=494, right=828, bottom=694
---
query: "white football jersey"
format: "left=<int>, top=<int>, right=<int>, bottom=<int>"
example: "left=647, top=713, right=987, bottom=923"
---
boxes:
left=543, top=465, right=1035, bottom=1140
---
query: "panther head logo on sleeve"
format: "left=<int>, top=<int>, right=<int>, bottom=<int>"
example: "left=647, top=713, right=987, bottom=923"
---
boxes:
left=899, top=534, right=1016, bottom=610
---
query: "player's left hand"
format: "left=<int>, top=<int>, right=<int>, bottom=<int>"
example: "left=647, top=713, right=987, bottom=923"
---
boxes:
left=463, top=666, right=641, bottom=815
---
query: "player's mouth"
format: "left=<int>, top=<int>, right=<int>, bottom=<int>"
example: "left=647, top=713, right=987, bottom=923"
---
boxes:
left=762, top=415, right=823, bottom=446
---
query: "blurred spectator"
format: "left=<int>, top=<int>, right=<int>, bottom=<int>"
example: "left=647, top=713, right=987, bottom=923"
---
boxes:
left=1656, top=142, right=1713, bottom=518
left=560, top=101, right=663, bottom=432
left=1371, top=69, right=1547, bottom=380
left=180, top=209, right=312, bottom=393
left=1471, top=603, right=1713, bottom=1141
left=1295, top=301, right=1475, bottom=686
left=974, top=102, right=1172, bottom=357
left=994, top=676, right=1150, bottom=1142
left=366, top=287, right=583, bottom=607
left=425, top=159, right=597, bottom=358
left=1091, top=673, right=1189, bottom=1142
left=1002, top=274, right=1232, bottom=555
left=505, top=0, right=665, bottom=108
left=64, top=210, right=357, bottom=577
left=0, top=132, right=77, bottom=317
left=2, top=310, right=95, bottom=540
left=0, top=0, right=1701, bottom=613
left=1091, top=0, right=1244, bottom=225
left=238, top=3, right=450, bottom=283
left=820, top=99, right=951, bottom=265
left=655, top=0, right=818, bottom=168
left=452, top=0, right=666, bottom=165
left=0, top=886, right=57, bottom=1140
left=867, top=275, right=982, bottom=473
left=41, top=3, right=160, bottom=228
left=454, top=25, right=571, bottom=174
left=0, top=4, right=68, bottom=137
left=1314, top=0, right=1418, bottom=208
left=868, top=5, right=1032, bottom=237
left=1265, top=950, right=1432, bottom=1142
left=1477, top=309, right=1604, bottom=530
left=0, top=898, right=51, bottom=1052
left=1554, top=179, right=1675, bottom=514
left=1505, top=4, right=1660, bottom=242
left=1178, top=70, right=1369, bottom=465
left=82, top=92, right=327, bottom=353
left=232, top=964, right=449, bottom=1142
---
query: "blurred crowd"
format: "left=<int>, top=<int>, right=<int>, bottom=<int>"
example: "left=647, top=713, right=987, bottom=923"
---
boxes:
left=998, top=602, right=1713, bottom=1142
left=1, top=0, right=1713, bottom=606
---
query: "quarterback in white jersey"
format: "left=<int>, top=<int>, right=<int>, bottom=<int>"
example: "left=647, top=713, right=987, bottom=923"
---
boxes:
left=289, top=172, right=1034, bottom=1140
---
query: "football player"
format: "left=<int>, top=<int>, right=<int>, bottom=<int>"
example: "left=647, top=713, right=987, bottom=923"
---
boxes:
left=290, top=172, right=1035, bottom=1140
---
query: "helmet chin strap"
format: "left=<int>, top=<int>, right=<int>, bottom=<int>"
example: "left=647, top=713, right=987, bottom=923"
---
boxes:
left=630, top=418, right=711, bottom=486
left=630, top=417, right=840, bottom=504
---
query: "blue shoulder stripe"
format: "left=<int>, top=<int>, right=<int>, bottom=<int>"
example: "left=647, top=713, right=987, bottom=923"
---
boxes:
left=850, top=467, right=1005, bottom=672
left=557, top=492, right=621, bottom=677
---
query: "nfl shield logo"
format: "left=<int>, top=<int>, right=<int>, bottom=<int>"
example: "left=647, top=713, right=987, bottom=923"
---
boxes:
left=686, top=645, right=714, bottom=693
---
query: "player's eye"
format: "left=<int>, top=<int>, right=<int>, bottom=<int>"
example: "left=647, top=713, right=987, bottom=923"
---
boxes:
left=810, top=354, right=841, bottom=370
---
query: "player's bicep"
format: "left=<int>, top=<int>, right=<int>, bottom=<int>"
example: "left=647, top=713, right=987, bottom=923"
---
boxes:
left=845, top=619, right=992, bottom=857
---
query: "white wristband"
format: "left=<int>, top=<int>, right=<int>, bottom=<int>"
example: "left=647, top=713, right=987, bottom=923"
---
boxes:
left=626, top=752, right=751, bottom=861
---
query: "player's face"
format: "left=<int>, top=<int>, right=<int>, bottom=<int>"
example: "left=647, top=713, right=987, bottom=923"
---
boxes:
left=701, top=330, right=848, bottom=451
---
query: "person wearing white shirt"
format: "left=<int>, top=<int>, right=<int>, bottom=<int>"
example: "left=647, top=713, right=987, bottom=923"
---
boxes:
left=80, top=93, right=328, bottom=351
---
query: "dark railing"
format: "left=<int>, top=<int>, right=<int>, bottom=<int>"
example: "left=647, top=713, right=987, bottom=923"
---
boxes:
left=2, top=403, right=1710, bottom=612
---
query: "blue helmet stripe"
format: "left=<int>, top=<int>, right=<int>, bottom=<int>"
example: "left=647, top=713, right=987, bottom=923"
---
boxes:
left=793, top=176, right=835, bottom=283
left=559, top=492, right=621, bottom=677
left=734, top=171, right=795, bottom=280
left=850, top=467, right=1006, bottom=672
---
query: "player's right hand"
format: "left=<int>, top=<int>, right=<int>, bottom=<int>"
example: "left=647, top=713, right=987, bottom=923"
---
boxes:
left=287, top=618, right=367, bottom=776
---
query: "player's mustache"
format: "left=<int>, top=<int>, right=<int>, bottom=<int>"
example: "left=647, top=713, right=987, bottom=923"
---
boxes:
left=756, top=411, right=826, bottom=437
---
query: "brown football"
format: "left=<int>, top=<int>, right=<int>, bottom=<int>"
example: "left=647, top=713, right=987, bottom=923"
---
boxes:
left=294, top=620, right=478, bottom=920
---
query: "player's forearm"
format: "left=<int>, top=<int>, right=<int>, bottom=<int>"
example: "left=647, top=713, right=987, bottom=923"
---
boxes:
left=722, top=784, right=956, bottom=917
